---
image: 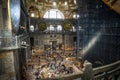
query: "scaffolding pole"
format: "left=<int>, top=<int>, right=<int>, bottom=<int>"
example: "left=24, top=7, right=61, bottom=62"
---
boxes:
left=76, top=0, right=81, bottom=59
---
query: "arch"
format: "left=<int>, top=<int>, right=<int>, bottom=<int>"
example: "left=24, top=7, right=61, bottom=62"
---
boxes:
left=43, top=9, right=64, bottom=19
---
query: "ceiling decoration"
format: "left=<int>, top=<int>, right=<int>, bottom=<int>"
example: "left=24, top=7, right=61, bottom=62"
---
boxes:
left=24, top=0, right=78, bottom=19
left=24, top=0, right=120, bottom=19
left=102, top=0, right=120, bottom=14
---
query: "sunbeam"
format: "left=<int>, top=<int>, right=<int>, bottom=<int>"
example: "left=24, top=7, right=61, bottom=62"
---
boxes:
left=82, top=32, right=101, bottom=56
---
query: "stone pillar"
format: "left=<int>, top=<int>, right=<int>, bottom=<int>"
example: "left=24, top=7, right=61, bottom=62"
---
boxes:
left=82, top=60, right=94, bottom=80
left=1, top=0, right=12, bottom=32
left=0, top=0, right=17, bottom=80
left=0, top=4, right=3, bottom=29
left=0, top=0, right=13, bottom=49
left=0, top=51, right=16, bottom=80
left=13, top=50, right=21, bottom=80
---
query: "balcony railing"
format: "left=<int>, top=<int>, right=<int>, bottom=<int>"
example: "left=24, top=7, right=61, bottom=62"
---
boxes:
left=0, top=30, right=19, bottom=50
left=93, top=60, right=120, bottom=80
left=30, top=30, right=76, bottom=35
left=41, top=60, right=120, bottom=80
left=0, top=30, right=29, bottom=50
left=0, top=36, right=19, bottom=50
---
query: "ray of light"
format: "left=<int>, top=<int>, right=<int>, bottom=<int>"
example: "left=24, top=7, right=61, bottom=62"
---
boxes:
left=82, top=32, right=101, bottom=56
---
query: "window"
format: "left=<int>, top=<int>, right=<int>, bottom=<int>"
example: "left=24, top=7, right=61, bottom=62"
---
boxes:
left=49, top=25, right=55, bottom=31
left=43, top=9, right=64, bottom=32
left=30, top=25, right=34, bottom=32
left=57, top=25, right=62, bottom=31
left=43, top=9, right=64, bottom=19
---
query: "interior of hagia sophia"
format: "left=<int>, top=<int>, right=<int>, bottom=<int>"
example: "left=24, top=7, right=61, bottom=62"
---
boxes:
left=0, top=0, right=120, bottom=80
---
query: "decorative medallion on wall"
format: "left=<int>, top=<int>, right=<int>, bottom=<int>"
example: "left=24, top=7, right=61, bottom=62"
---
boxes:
left=38, top=22, right=47, bottom=31
left=10, top=0, right=20, bottom=34
left=63, top=22, right=71, bottom=31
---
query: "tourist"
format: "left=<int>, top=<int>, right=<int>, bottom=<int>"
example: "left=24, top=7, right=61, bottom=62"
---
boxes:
left=35, top=69, right=39, bottom=79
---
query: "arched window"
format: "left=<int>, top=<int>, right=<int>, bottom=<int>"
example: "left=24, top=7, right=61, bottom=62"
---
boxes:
left=30, top=25, right=34, bottom=32
left=43, top=9, right=64, bottom=19
left=57, top=25, right=62, bottom=31
left=72, top=26, right=76, bottom=32
left=43, top=9, right=64, bottom=32
left=49, top=25, right=55, bottom=31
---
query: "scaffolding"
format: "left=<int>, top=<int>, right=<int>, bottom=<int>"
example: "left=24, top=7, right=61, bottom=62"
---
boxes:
left=77, top=0, right=120, bottom=66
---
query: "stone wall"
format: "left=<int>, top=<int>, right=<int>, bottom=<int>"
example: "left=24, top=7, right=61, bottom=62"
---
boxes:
left=32, top=34, right=75, bottom=51
left=0, top=51, right=16, bottom=80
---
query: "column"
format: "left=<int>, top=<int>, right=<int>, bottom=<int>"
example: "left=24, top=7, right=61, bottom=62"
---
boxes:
left=0, top=51, right=16, bottom=80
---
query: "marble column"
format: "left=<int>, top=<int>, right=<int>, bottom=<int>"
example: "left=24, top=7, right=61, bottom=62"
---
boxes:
left=0, top=51, right=16, bottom=80
left=0, top=0, right=17, bottom=80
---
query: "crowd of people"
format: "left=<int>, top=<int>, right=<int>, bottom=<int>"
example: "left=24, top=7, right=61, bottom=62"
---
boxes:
left=24, top=51, right=84, bottom=80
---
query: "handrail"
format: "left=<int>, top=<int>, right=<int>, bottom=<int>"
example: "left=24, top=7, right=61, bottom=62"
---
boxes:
left=93, top=60, right=120, bottom=75
left=30, top=31, right=76, bottom=35
left=0, top=36, right=19, bottom=50
left=40, top=60, right=120, bottom=80
left=93, top=60, right=120, bottom=79
left=0, top=32, right=29, bottom=50
left=42, top=72, right=83, bottom=80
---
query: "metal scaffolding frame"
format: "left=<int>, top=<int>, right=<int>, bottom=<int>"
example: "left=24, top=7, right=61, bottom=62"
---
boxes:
left=80, top=0, right=120, bottom=66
